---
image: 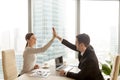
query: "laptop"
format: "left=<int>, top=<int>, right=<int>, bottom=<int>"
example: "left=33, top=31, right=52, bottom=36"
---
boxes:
left=55, top=56, right=73, bottom=71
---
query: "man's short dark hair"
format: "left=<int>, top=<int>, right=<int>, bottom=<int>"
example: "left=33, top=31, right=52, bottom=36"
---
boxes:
left=76, top=33, right=90, bottom=47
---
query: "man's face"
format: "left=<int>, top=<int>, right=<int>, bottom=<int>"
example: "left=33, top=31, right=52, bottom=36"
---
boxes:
left=75, top=38, right=83, bottom=52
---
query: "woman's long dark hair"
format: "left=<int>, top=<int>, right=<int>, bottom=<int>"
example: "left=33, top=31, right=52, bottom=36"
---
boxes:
left=25, top=33, right=34, bottom=47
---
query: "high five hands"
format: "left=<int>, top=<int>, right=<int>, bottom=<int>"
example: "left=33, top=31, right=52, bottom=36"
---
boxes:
left=52, top=27, right=62, bottom=41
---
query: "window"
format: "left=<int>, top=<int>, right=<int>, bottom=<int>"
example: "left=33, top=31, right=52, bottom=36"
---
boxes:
left=80, top=0, right=119, bottom=61
left=0, top=0, right=28, bottom=79
left=31, top=0, right=76, bottom=64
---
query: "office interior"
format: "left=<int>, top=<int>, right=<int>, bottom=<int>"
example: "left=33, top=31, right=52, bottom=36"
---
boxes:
left=0, top=0, right=120, bottom=79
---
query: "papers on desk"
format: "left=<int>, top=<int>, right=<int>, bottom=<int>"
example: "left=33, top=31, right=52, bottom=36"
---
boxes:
left=69, top=67, right=81, bottom=73
left=29, top=69, right=50, bottom=78
left=68, top=63, right=78, bottom=67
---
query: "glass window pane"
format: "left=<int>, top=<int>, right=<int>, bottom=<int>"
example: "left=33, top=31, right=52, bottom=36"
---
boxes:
left=80, top=0, right=119, bottom=61
left=32, top=0, right=76, bottom=63
left=0, top=0, right=28, bottom=79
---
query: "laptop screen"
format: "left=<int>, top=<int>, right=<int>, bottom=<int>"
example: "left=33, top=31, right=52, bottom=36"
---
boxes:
left=55, top=56, right=63, bottom=68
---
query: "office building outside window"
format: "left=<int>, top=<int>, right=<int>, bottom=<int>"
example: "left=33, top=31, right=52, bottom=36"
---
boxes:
left=80, top=0, right=119, bottom=62
left=32, top=0, right=75, bottom=63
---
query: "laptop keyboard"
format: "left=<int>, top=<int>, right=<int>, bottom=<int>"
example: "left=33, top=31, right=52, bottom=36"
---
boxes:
left=63, top=66, right=73, bottom=71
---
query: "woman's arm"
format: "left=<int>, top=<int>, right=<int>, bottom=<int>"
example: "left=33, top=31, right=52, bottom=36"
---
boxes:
left=26, top=28, right=55, bottom=54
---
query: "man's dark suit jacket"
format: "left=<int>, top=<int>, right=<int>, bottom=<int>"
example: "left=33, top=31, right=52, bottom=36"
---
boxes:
left=62, top=39, right=104, bottom=80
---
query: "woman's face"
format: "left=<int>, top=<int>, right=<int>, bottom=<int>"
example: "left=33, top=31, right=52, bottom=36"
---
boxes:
left=28, top=35, right=36, bottom=47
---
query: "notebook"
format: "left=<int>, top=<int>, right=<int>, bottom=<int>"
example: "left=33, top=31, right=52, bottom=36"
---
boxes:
left=55, top=56, right=73, bottom=71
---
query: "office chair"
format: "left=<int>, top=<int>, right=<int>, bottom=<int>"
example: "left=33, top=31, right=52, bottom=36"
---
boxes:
left=110, top=55, right=120, bottom=80
left=2, top=49, right=18, bottom=80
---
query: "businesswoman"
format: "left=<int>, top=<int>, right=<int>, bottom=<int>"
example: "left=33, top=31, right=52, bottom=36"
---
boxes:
left=19, top=28, right=55, bottom=76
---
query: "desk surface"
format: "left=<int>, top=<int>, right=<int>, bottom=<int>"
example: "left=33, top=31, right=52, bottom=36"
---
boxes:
left=16, top=74, right=73, bottom=80
left=16, top=58, right=77, bottom=80
left=15, top=58, right=120, bottom=80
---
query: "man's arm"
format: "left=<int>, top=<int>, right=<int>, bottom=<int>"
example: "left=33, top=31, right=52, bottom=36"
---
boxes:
left=66, top=59, right=97, bottom=80
left=62, top=39, right=77, bottom=51
left=53, top=27, right=78, bottom=51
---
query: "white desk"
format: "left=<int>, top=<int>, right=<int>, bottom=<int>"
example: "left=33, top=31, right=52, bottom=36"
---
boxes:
left=15, top=58, right=120, bottom=80
left=15, top=59, right=76, bottom=80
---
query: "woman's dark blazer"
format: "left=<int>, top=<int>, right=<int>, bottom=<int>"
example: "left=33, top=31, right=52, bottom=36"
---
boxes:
left=62, top=39, right=104, bottom=80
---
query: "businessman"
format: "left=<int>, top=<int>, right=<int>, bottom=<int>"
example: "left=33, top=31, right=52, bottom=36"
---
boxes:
left=53, top=28, right=104, bottom=80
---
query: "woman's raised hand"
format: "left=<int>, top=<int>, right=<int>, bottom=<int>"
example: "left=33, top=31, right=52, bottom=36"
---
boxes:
left=52, top=27, right=57, bottom=38
left=52, top=27, right=62, bottom=41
